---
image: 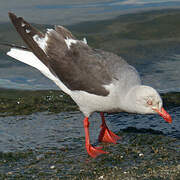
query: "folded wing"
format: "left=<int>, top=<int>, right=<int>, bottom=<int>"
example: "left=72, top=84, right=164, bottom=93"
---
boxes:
left=8, top=12, right=113, bottom=96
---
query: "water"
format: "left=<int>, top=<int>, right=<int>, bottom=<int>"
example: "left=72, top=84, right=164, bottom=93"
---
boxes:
left=1, top=0, right=180, bottom=25
left=0, top=109, right=179, bottom=178
left=1, top=33, right=180, bottom=91
left=0, top=108, right=179, bottom=153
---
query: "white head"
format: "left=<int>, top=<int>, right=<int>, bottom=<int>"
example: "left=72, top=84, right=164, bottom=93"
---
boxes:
left=124, top=85, right=172, bottom=123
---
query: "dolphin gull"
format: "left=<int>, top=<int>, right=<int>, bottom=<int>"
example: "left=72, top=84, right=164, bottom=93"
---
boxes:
left=3, top=13, right=172, bottom=158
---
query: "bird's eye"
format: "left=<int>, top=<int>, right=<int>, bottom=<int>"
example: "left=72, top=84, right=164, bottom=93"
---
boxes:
left=147, top=99, right=152, bottom=105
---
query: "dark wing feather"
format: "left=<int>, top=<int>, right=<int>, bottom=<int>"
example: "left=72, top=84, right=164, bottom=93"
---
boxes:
left=47, top=41, right=112, bottom=96
left=8, top=12, right=49, bottom=67
left=55, top=25, right=75, bottom=39
left=8, top=12, right=113, bottom=96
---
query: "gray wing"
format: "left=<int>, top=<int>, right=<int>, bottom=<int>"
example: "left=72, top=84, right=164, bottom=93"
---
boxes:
left=46, top=38, right=115, bottom=96
left=8, top=13, right=127, bottom=96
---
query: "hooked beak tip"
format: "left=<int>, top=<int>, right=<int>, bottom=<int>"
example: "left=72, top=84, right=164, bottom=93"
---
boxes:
left=153, top=107, right=172, bottom=124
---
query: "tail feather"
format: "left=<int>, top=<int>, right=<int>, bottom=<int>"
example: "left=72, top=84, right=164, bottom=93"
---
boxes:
left=7, top=48, right=45, bottom=70
left=6, top=47, right=71, bottom=94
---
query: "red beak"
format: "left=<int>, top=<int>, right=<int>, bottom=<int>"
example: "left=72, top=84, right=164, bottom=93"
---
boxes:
left=154, top=107, right=172, bottom=123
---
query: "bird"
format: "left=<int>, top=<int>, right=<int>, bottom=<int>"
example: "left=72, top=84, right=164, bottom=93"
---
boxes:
left=2, top=12, right=172, bottom=158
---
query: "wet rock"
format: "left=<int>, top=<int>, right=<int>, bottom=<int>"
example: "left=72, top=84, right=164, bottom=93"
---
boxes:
left=0, top=89, right=77, bottom=116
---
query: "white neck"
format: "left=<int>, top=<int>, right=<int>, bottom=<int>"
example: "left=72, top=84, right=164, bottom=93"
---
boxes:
left=120, top=85, right=139, bottom=113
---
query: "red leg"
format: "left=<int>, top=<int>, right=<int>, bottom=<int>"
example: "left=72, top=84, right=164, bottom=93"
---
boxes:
left=98, top=112, right=121, bottom=144
left=84, top=117, right=108, bottom=158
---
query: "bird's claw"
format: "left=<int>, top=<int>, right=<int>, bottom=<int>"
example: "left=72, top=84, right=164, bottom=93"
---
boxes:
left=98, top=124, right=121, bottom=144
left=86, top=144, right=108, bottom=158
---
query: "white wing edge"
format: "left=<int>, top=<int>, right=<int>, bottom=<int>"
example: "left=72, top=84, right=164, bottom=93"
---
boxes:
left=7, top=48, right=71, bottom=94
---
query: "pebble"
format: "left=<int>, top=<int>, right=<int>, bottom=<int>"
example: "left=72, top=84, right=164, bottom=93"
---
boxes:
left=139, top=153, right=144, bottom=157
left=7, top=172, right=13, bottom=175
left=98, top=175, right=104, bottom=179
left=50, top=165, right=55, bottom=169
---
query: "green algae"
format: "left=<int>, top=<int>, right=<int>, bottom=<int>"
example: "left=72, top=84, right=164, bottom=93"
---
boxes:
left=0, top=89, right=77, bottom=116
